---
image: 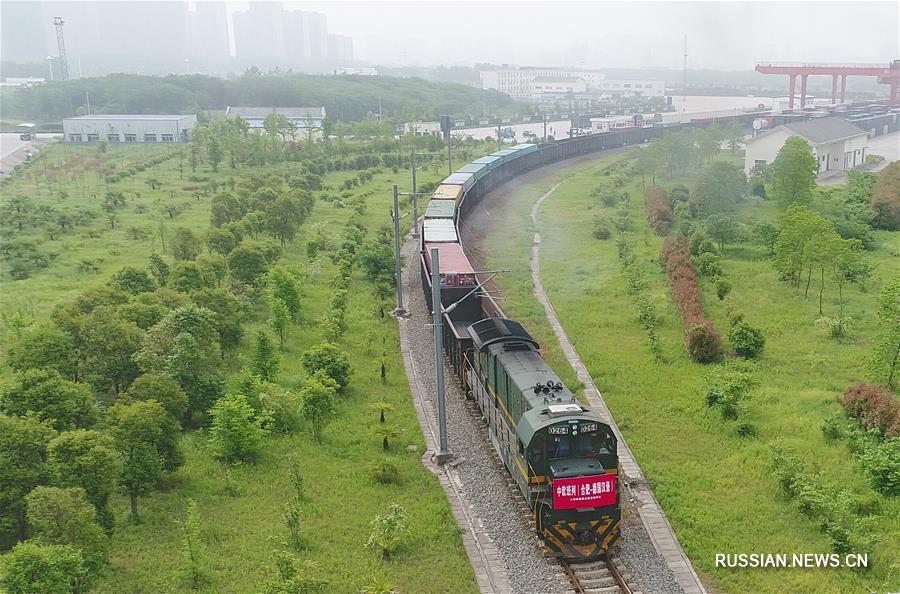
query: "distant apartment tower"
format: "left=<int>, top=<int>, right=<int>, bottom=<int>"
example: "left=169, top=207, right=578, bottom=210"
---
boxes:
left=304, top=11, right=328, bottom=62
left=187, top=1, right=229, bottom=68
left=327, top=34, right=353, bottom=61
left=233, top=1, right=285, bottom=63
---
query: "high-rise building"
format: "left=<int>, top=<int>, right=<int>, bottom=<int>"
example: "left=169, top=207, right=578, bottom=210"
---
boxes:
left=327, top=34, right=353, bottom=61
left=303, top=11, right=327, bottom=62
left=187, top=1, right=229, bottom=69
left=233, top=1, right=285, bottom=65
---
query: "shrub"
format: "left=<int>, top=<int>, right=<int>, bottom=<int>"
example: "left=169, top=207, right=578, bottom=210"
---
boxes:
left=735, top=421, right=759, bottom=438
left=686, top=322, right=723, bottom=364
left=592, top=214, right=611, bottom=240
left=729, top=321, right=765, bottom=359
left=870, top=161, right=900, bottom=230
left=369, top=461, right=402, bottom=485
left=644, top=186, right=673, bottom=235
left=695, top=252, right=723, bottom=277
left=839, top=382, right=899, bottom=437
left=821, top=411, right=850, bottom=441
left=301, top=343, right=352, bottom=390
left=0, top=542, right=88, bottom=594
left=714, top=276, right=732, bottom=300
left=858, top=438, right=900, bottom=496
left=207, top=394, right=266, bottom=463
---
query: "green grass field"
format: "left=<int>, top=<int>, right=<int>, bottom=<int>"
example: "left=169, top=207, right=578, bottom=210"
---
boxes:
left=478, top=151, right=900, bottom=593
left=1, top=141, right=483, bottom=593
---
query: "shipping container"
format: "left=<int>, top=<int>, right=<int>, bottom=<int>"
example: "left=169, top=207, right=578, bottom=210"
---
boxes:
left=472, top=155, right=503, bottom=170
left=424, top=199, right=456, bottom=219
left=431, top=184, right=464, bottom=202
left=511, top=143, right=539, bottom=155
left=423, top=242, right=477, bottom=288
left=442, top=172, right=476, bottom=193
left=423, top=218, right=459, bottom=243
left=457, top=162, right=490, bottom=181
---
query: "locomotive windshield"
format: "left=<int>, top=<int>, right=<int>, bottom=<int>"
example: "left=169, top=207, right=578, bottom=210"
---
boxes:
left=540, top=423, right=615, bottom=460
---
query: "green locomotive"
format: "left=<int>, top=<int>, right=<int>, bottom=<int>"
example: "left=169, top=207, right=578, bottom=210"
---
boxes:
left=465, top=317, right=621, bottom=560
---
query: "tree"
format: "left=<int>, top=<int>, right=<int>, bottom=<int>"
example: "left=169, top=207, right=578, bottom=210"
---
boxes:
left=364, top=504, right=409, bottom=559
left=266, top=195, right=302, bottom=248
left=25, top=486, right=108, bottom=571
left=729, top=322, right=766, bottom=359
left=171, top=227, right=202, bottom=261
left=106, top=401, right=168, bottom=518
left=47, top=431, right=121, bottom=531
left=270, top=298, right=289, bottom=349
left=134, top=305, right=224, bottom=422
left=705, top=214, right=739, bottom=251
left=0, top=415, right=56, bottom=540
left=870, top=161, right=900, bottom=230
left=206, top=135, right=222, bottom=172
left=722, top=121, right=744, bottom=153
left=2, top=370, right=98, bottom=431
left=0, top=542, right=88, bottom=594
left=179, top=498, right=205, bottom=590
left=374, top=424, right=400, bottom=450
left=80, top=306, right=144, bottom=395
left=359, top=241, right=395, bottom=285
left=267, top=266, right=302, bottom=321
left=870, top=276, right=900, bottom=388
left=251, top=330, right=280, bottom=381
left=773, top=205, right=835, bottom=291
left=633, top=143, right=663, bottom=187
left=197, top=254, right=228, bottom=288
left=148, top=253, right=170, bottom=287
left=169, top=261, right=212, bottom=293
left=207, top=394, right=265, bottom=463
left=123, top=373, right=189, bottom=422
left=770, top=137, right=817, bottom=207
left=7, top=325, right=78, bottom=380
left=299, top=373, right=338, bottom=443
left=227, top=240, right=277, bottom=286
left=752, top=222, right=779, bottom=256
left=209, top=192, right=245, bottom=228
left=190, top=288, right=245, bottom=350
left=109, top=267, right=156, bottom=295
left=691, top=161, right=747, bottom=214
left=301, top=343, right=352, bottom=390
left=206, top=227, right=238, bottom=255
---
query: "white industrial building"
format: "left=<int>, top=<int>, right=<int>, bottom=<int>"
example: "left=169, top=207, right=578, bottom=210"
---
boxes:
left=406, top=121, right=442, bottom=136
left=225, top=106, right=326, bottom=138
left=480, top=65, right=664, bottom=100
left=62, top=114, right=197, bottom=143
left=743, top=118, right=869, bottom=174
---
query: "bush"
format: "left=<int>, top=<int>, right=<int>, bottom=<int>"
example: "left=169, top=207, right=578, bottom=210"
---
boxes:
left=858, top=438, right=900, bottom=496
left=207, top=394, right=266, bottom=463
left=839, top=382, right=899, bottom=438
left=870, top=161, right=900, bottom=230
left=686, top=322, right=723, bottom=364
left=714, top=276, right=732, bottom=300
left=821, top=411, right=850, bottom=441
left=0, top=542, right=89, bottom=594
left=695, top=252, right=723, bottom=277
left=729, top=321, right=765, bottom=358
left=735, top=421, right=759, bottom=438
left=369, top=461, right=402, bottom=485
left=301, top=343, right=352, bottom=390
left=644, top=186, right=673, bottom=235
left=592, top=214, right=611, bottom=240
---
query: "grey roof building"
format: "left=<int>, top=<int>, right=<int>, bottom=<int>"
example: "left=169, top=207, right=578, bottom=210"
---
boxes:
left=62, top=114, right=197, bottom=143
left=744, top=117, right=868, bottom=174
left=225, top=106, right=326, bottom=129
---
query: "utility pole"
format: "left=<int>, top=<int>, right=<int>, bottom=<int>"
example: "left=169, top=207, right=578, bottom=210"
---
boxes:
left=543, top=111, right=548, bottom=143
left=430, top=247, right=451, bottom=463
left=440, top=115, right=452, bottom=176
left=496, top=121, right=502, bottom=150
left=411, top=147, right=419, bottom=238
left=85, top=91, right=91, bottom=115
left=391, top=185, right=406, bottom=315
left=682, top=35, right=688, bottom=103
left=53, top=17, right=69, bottom=81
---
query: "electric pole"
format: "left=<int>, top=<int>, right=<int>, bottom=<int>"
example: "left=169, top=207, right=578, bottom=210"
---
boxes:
left=53, top=17, right=69, bottom=81
left=430, top=247, right=451, bottom=463
left=682, top=35, right=688, bottom=103
left=391, top=185, right=406, bottom=316
left=440, top=115, right=452, bottom=176
left=411, top=147, right=419, bottom=238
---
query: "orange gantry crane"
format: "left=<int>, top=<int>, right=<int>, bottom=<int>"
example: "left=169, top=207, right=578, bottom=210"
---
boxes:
left=755, top=61, right=900, bottom=109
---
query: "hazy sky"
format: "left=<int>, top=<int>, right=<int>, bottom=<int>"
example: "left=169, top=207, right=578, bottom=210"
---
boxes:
left=276, top=0, right=898, bottom=69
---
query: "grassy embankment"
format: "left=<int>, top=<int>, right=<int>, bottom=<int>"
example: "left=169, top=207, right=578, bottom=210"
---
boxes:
left=0, top=141, right=485, bottom=593
left=478, top=151, right=899, bottom=593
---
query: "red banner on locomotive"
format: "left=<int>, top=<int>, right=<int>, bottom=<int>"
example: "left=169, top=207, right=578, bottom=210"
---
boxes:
left=553, top=474, right=616, bottom=510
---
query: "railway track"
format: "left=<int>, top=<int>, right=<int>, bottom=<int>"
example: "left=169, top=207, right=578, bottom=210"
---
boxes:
left=561, top=555, right=636, bottom=594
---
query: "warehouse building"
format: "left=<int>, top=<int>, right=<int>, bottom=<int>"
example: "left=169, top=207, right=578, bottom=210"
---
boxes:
left=743, top=118, right=868, bottom=174
left=225, top=106, right=326, bottom=139
left=62, top=114, right=197, bottom=143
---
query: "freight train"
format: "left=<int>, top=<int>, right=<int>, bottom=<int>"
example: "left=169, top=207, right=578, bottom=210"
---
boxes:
left=415, top=102, right=896, bottom=560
